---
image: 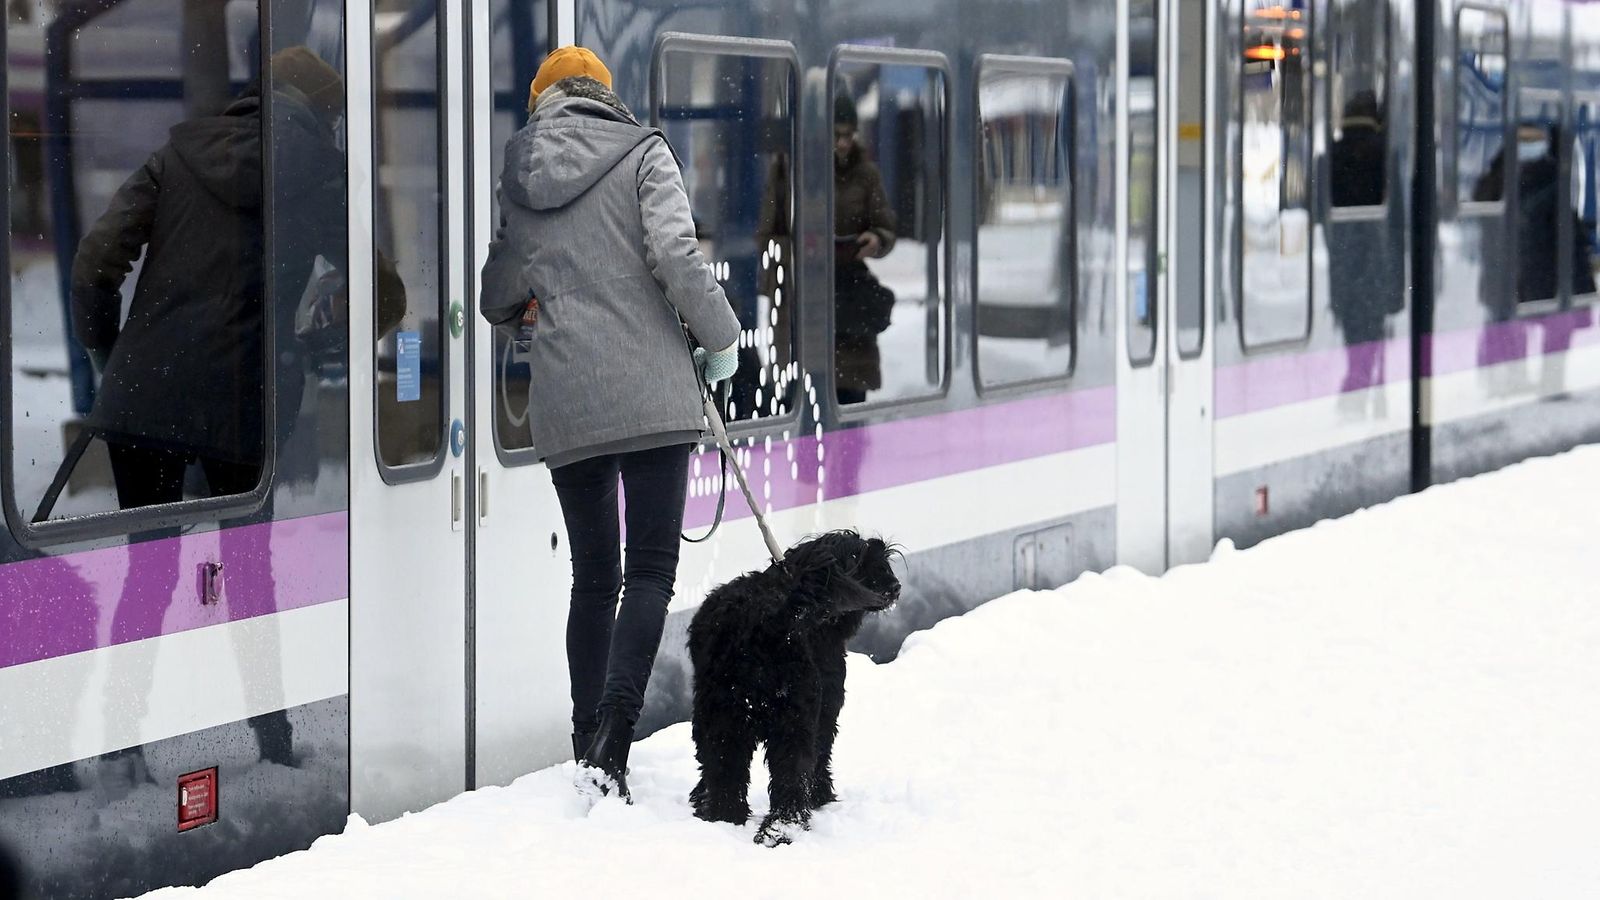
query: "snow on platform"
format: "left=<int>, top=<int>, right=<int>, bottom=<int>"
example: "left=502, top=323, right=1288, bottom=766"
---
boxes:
left=146, top=447, right=1600, bottom=899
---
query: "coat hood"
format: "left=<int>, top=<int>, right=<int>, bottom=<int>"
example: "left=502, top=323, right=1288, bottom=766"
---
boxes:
left=168, top=94, right=264, bottom=210
left=165, top=88, right=341, bottom=210
left=501, top=97, right=658, bottom=211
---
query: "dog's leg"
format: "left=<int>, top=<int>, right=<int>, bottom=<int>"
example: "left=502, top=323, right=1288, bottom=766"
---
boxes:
left=811, top=649, right=847, bottom=809
left=756, top=693, right=820, bottom=847
left=691, top=711, right=755, bottom=825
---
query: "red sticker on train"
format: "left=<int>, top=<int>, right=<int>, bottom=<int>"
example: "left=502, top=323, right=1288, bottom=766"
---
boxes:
left=178, top=767, right=219, bottom=832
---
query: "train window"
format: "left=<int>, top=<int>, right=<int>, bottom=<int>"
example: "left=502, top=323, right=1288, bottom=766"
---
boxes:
left=1174, top=0, right=1207, bottom=359
left=654, top=40, right=798, bottom=426
left=974, top=57, right=1076, bottom=389
left=1328, top=0, right=1388, bottom=209
left=1127, top=0, right=1159, bottom=364
left=487, top=0, right=548, bottom=457
left=1453, top=7, right=1508, bottom=207
left=1239, top=0, right=1313, bottom=349
left=1571, top=96, right=1600, bottom=304
left=4, top=0, right=281, bottom=527
left=829, top=52, right=948, bottom=407
left=372, top=0, right=447, bottom=475
left=1511, top=88, right=1563, bottom=306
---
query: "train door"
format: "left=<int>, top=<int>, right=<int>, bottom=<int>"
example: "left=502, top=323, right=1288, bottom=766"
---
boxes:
left=348, top=0, right=470, bottom=821
left=467, top=0, right=576, bottom=788
left=1165, top=0, right=1215, bottom=566
left=1115, top=0, right=1215, bottom=573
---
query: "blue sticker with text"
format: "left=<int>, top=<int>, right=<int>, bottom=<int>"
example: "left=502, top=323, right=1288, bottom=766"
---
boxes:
left=1133, top=270, right=1149, bottom=322
left=396, top=331, right=421, bottom=403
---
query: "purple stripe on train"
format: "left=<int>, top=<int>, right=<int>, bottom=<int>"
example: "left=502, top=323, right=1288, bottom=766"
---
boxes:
left=9, top=307, right=1591, bottom=668
left=1422, top=307, right=1599, bottom=378
left=1215, top=307, right=1599, bottom=419
left=682, top=387, right=1116, bottom=530
left=1214, top=336, right=1411, bottom=419
left=0, top=512, right=348, bottom=670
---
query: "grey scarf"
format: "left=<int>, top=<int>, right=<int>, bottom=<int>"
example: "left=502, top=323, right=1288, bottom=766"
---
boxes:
left=533, top=75, right=635, bottom=122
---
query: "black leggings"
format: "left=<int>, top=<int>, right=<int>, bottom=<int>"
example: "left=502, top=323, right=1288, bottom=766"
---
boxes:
left=104, top=441, right=294, bottom=764
left=108, top=442, right=259, bottom=507
left=551, top=443, right=691, bottom=732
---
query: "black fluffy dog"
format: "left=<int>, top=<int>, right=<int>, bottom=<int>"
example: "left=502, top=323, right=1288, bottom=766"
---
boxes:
left=688, top=530, right=900, bottom=846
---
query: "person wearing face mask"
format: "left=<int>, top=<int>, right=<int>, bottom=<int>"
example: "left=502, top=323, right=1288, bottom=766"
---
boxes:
left=831, top=93, right=898, bottom=406
left=1476, top=124, right=1596, bottom=304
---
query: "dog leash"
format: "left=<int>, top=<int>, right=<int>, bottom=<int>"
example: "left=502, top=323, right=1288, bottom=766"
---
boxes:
left=700, top=394, right=786, bottom=565
left=681, top=380, right=729, bottom=547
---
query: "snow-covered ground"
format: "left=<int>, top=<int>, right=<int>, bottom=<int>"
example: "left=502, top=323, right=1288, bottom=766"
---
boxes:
left=145, top=445, right=1600, bottom=899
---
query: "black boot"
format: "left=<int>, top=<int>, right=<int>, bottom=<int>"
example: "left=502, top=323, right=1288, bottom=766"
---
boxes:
left=579, top=708, right=634, bottom=802
left=249, top=711, right=300, bottom=767
left=572, top=728, right=596, bottom=762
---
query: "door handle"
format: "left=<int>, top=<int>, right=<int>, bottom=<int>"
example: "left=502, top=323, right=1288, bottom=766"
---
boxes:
left=478, top=467, right=489, bottom=526
left=451, top=470, right=464, bottom=532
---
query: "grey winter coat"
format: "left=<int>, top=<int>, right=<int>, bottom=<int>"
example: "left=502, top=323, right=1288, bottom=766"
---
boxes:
left=479, top=96, right=740, bottom=466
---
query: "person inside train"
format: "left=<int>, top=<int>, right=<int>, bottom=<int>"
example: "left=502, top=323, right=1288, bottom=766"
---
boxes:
left=1516, top=123, right=1595, bottom=303
left=1326, top=89, right=1399, bottom=410
left=1472, top=123, right=1596, bottom=303
left=832, top=93, right=898, bottom=406
left=1329, top=90, right=1385, bottom=208
left=67, top=46, right=405, bottom=771
left=478, top=46, right=741, bottom=801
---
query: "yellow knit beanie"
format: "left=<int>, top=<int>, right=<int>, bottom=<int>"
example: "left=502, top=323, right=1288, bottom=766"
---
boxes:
left=528, top=46, right=612, bottom=112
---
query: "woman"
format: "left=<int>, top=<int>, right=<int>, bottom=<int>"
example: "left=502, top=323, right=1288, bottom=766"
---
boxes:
left=479, top=47, right=740, bottom=801
left=831, top=94, right=897, bottom=405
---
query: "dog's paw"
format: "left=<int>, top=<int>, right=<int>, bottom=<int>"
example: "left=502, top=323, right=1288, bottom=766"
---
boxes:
left=754, top=813, right=808, bottom=847
left=809, top=783, right=837, bottom=809
left=692, top=798, right=750, bottom=825
left=688, top=778, right=705, bottom=807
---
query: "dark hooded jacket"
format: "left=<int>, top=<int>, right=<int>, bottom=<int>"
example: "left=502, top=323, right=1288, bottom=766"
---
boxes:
left=1512, top=153, right=1596, bottom=302
left=832, top=141, right=898, bottom=393
left=70, top=87, right=399, bottom=463
left=479, top=88, right=740, bottom=466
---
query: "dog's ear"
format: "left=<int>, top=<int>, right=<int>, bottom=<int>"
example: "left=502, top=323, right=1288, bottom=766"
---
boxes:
left=784, top=532, right=862, bottom=579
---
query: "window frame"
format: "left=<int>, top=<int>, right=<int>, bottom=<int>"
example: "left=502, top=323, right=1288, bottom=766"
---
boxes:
left=1325, top=0, right=1392, bottom=223
left=2, top=0, right=278, bottom=547
left=648, top=32, right=803, bottom=440
left=1450, top=4, right=1512, bottom=219
left=828, top=44, right=954, bottom=423
left=370, top=0, right=451, bottom=484
left=486, top=0, right=552, bottom=467
left=1236, top=0, right=1316, bottom=354
left=970, top=53, right=1080, bottom=398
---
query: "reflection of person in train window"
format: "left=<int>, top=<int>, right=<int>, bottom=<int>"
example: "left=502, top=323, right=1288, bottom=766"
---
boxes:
left=1327, top=90, right=1398, bottom=405
left=70, top=46, right=404, bottom=509
left=67, top=47, right=402, bottom=772
left=833, top=93, right=897, bottom=406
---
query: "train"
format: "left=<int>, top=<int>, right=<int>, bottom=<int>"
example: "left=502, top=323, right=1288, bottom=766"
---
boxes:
left=3, top=0, right=1598, bottom=895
